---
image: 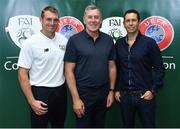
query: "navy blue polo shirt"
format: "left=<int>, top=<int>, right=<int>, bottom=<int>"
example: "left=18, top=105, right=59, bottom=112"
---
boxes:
left=115, top=32, right=165, bottom=92
left=64, top=30, right=116, bottom=88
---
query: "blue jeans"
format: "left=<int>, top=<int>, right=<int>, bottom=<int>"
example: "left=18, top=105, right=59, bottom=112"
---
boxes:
left=119, top=91, right=156, bottom=128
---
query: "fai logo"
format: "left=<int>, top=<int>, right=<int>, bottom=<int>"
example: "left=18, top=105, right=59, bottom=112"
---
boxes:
left=56, top=16, right=84, bottom=39
left=5, top=15, right=41, bottom=48
left=100, top=17, right=127, bottom=43
left=140, top=16, right=174, bottom=51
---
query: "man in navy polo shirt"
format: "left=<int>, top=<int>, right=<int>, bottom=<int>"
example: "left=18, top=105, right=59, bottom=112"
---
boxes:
left=64, top=5, right=116, bottom=128
left=115, top=9, right=165, bottom=127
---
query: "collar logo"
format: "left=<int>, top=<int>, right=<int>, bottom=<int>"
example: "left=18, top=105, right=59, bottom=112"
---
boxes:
left=140, top=16, right=174, bottom=51
left=6, top=15, right=41, bottom=48
left=56, top=16, right=84, bottom=39
left=100, top=17, right=127, bottom=43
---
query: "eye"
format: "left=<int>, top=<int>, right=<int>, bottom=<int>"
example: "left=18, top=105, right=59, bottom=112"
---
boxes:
left=94, top=16, right=100, bottom=19
left=46, top=18, right=51, bottom=22
left=46, top=18, right=59, bottom=23
left=87, top=16, right=92, bottom=19
left=54, top=18, right=59, bottom=22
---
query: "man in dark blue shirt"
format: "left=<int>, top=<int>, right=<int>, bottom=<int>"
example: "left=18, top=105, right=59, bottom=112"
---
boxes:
left=64, top=5, right=116, bottom=128
left=115, top=9, right=165, bottom=127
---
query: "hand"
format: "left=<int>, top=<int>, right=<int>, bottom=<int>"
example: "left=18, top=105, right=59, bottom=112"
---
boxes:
left=106, top=91, right=114, bottom=108
left=30, top=100, right=48, bottom=116
left=115, top=91, right=121, bottom=102
left=73, top=98, right=85, bottom=118
left=141, top=90, right=154, bottom=100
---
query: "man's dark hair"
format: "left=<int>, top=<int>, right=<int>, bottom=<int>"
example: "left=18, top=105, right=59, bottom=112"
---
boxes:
left=123, top=9, right=141, bottom=21
left=41, top=6, right=59, bottom=18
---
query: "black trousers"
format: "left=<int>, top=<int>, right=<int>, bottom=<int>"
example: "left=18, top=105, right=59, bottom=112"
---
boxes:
left=30, top=83, right=67, bottom=128
left=76, top=84, right=109, bottom=128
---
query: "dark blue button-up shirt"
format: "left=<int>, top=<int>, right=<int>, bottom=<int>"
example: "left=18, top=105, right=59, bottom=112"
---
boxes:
left=115, top=33, right=165, bottom=92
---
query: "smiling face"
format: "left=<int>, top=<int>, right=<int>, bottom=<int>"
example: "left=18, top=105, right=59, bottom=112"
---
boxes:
left=83, top=8, right=102, bottom=34
left=123, top=12, right=140, bottom=34
left=40, top=10, right=59, bottom=38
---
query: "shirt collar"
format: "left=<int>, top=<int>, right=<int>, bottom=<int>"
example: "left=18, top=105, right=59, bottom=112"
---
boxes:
left=82, top=30, right=102, bottom=40
left=125, top=31, right=142, bottom=43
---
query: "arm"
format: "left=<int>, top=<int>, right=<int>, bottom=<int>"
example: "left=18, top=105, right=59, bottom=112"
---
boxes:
left=151, top=41, right=165, bottom=92
left=142, top=40, right=165, bottom=100
left=18, top=67, right=48, bottom=115
left=64, top=62, right=85, bottom=118
left=114, top=43, right=122, bottom=102
left=106, top=60, right=117, bottom=107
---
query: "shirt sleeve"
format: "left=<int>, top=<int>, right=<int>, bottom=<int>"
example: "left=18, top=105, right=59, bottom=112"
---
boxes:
left=149, top=39, right=165, bottom=92
left=108, top=38, right=116, bottom=60
left=64, top=37, right=77, bottom=62
left=114, top=42, right=121, bottom=91
left=17, top=41, right=33, bottom=69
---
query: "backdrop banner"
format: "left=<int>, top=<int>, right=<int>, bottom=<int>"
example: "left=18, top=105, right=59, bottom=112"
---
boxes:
left=0, top=0, right=179, bottom=127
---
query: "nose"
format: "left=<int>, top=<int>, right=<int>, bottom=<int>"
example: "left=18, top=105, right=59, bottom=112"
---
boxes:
left=49, top=20, right=55, bottom=25
left=90, top=17, right=95, bottom=22
left=129, top=20, right=133, bottom=25
left=49, top=19, right=58, bottom=26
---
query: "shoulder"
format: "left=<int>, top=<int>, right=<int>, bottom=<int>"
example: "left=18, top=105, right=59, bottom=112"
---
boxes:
left=100, top=31, right=113, bottom=39
left=23, top=32, right=41, bottom=45
left=99, top=31, right=114, bottom=46
left=140, top=34, right=156, bottom=43
left=140, top=34, right=159, bottom=50
left=21, top=32, right=42, bottom=50
left=67, top=31, right=85, bottom=46
left=115, top=36, right=126, bottom=46
left=55, top=32, right=68, bottom=43
left=27, top=32, right=42, bottom=41
left=70, top=31, right=84, bottom=40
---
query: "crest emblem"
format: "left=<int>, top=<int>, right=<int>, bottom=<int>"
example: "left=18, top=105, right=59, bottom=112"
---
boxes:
left=140, top=16, right=174, bottom=51
left=56, top=16, right=84, bottom=39
left=6, top=15, right=41, bottom=48
left=100, top=17, right=127, bottom=43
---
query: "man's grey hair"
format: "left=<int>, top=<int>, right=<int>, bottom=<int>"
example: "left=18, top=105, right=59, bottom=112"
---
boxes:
left=83, top=5, right=102, bottom=18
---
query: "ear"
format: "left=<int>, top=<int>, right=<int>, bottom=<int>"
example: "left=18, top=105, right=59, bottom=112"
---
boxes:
left=40, top=17, right=42, bottom=24
left=83, top=16, right=86, bottom=25
left=100, top=17, right=102, bottom=24
left=123, top=20, right=125, bottom=26
left=138, top=19, right=142, bottom=27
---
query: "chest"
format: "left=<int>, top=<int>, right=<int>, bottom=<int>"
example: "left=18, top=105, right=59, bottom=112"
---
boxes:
left=117, top=41, right=150, bottom=62
left=32, top=40, right=66, bottom=61
left=75, top=40, right=111, bottom=59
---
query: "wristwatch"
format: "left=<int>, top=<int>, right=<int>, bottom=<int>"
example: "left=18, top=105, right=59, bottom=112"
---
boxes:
left=109, top=88, right=114, bottom=92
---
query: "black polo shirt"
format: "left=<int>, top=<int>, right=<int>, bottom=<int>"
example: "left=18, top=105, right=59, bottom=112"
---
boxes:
left=64, top=30, right=116, bottom=88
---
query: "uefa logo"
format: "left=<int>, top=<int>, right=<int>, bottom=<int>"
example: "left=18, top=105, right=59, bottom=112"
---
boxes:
left=56, top=16, right=84, bottom=39
left=140, top=16, right=174, bottom=51
left=100, top=17, right=127, bottom=43
left=6, top=15, right=41, bottom=48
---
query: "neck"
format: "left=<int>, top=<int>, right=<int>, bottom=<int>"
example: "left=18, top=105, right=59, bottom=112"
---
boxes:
left=127, top=31, right=139, bottom=46
left=41, top=30, right=55, bottom=39
left=86, top=29, right=99, bottom=41
left=128, top=31, right=139, bottom=40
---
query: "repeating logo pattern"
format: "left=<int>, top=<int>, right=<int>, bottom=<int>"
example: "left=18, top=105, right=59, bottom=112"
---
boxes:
left=140, top=16, right=174, bottom=51
left=100, top=17, right=127, bottom=43
left=56, top=16, right=84, bottom=39
left=6, top=15, right=41, bottom=48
